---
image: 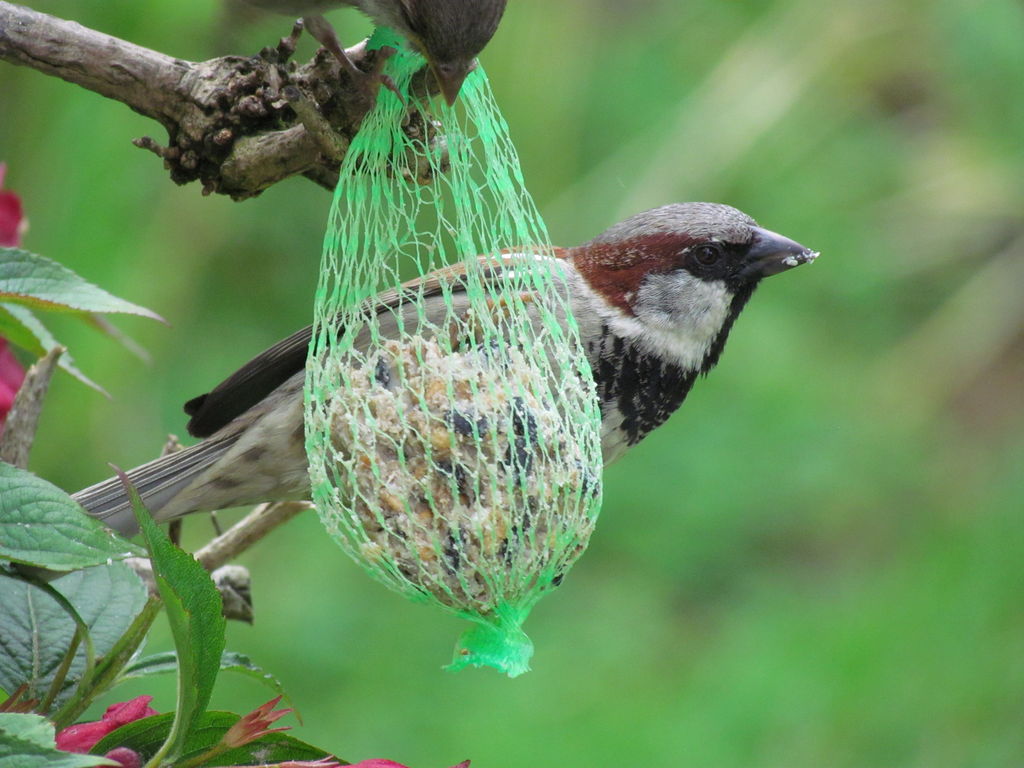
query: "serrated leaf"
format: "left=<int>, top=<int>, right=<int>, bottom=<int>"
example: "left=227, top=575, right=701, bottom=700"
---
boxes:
left=0, top=304, right=106, bottom=395
left=90, top=712, right=331, bottom=766
left=0, top=565, right=148, bottom=710
left=0, top=713, right=117, bottom=768
left=115, top=651, right=179, bottom=680
left=89, top=712, right=214, bottom=761
left=54, top=598, right=162, bottom=728
left=192, top=727, right=330, bottom=766
left=0, top=249, right=163, bottom=322
left=0, top=463, right=143, bottom=570
left=0, top=714, right=55, bottom=748
left=0, top=305, right=43, bottom=354
left=120, top=651, right=289, bottom=703
left=127, top=478, right=225, bottom=763
left=82, top=315, right=150, bottom=363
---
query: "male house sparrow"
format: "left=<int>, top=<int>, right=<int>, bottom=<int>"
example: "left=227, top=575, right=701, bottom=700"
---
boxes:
left=74, top=203, right=818, bottom=534
left=242, top=0, right=507, bottom=104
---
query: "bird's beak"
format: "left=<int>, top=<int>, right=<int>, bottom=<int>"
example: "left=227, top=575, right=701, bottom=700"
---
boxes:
left=740, top=226, right=819, bottom=279
left=430, top=61, right=471, bottom=107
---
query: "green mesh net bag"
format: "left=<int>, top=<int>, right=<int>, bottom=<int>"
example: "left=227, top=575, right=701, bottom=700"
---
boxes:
left=303, top=28, right=603, bottom=677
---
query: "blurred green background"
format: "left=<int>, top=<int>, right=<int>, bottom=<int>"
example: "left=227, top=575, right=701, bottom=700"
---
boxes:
left=3, top=0, right=1023, bottom=765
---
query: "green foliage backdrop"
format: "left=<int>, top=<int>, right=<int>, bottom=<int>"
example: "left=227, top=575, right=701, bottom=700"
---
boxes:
left=2, top=0, right=1022, bottom=765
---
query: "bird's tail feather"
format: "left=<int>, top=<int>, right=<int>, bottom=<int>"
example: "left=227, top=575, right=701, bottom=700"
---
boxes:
left=72, top=439, right=234, bottom=536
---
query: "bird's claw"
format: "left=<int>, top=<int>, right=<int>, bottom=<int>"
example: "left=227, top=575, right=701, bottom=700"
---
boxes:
left=331, top=42, right=405, bottom=109
left=369, top=46, right=406, bottom=106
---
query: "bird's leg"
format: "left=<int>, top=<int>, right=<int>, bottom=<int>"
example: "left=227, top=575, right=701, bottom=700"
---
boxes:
left=368, top=45, right=402, bottom=101
left=302, top=15, right=404, bottom=104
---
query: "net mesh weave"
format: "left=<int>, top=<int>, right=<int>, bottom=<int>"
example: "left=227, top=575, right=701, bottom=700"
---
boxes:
left=304, top=28, right=603, bottom=676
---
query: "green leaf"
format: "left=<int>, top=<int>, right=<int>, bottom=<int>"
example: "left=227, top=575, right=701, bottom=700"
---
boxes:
left=0, top=713, right=117, bottom=768
left=90, top=712, right=331, bottom=767
left=0, top=304, right=44, bottom=354
left=115, top=651, right=179, bottom=679
left=0, top=565, right=148, bottom=711
left=120, top=652, right=289, bottom=703
left=126, top=476, right=225, bottom=764
left=27, top=577, right=93, bottom=716
left=0, top=304, right=106, bottom=395
left=82, top=314, right=150, bottom=363
left=55, top=598, right=162, bottom=729
left=0, top=463, right=143, bottom=570
left=0, top=714, right=55, bottom=747
left=0, top=249, right=163, bottom=322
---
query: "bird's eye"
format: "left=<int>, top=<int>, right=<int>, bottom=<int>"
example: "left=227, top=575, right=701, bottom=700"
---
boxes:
left=691, top=244, right=722, bottom=266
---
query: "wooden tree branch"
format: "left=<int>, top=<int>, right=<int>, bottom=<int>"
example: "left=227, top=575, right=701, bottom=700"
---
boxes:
left=0, top=3, right=188, bottom=122
left=0, top=345, right=63, bottom=468
left=124, top=501, right=311, bottom=622
left=0, top=1, right=436, bottom=199
left=195, top=500, right=312, bottom=570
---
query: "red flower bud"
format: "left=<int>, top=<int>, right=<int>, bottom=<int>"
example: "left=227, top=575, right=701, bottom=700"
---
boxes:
left=0, top=163, right=27, bottom=247
left=221, top=696, right=293, bottom=748
left=348, top=760, right=470, bottom=768
left=55, top=696, right=159, bottom=754
left=103, top=747, right=143, bottom=768
left=0, top=339, right=26, bottom=436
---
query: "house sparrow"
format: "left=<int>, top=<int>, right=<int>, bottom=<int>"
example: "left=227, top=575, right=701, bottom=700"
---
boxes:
left=74, top=203, right=818, bottom=534
left=242, top=0, right=507, bottom=105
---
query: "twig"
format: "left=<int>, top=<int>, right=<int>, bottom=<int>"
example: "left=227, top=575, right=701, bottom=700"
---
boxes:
left=212, top=564, right=254, bottom=624
left=195, top=501, right=312, bottom=571
left=284, top=84, right=350, bottom=163
left=0, top=1, right=402, bottom=199
left=0, top=346, right=63, bottom=468
left=124, top=500, right=311, bottom=621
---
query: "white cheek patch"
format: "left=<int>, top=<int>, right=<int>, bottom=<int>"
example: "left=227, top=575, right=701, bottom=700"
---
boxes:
left=569, top=267, right=732, bottom=372
left=630, top=273, right=732, bottom=369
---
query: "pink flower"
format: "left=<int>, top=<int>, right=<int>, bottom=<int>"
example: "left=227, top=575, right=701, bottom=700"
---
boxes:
left=348, top=761, right=470, bottom=768
left=0, top=164, right=28, bottom=437
left=55, top=696, right=159, bottom=753
left=0, top=339, right=25, bottom=436
left=232, top=758, right=469, bottom=768
left=0, top=162, right=28, bottom=247
left=102, top=747, right=142, bottom=768
left=213, top=757, right=344, bottom=768
left=210, top=757, right=470, bottom=768
left=221, top=695, right=293, bottom=748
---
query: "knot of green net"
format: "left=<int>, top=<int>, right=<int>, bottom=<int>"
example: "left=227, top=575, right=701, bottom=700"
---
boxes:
left=447, top=604, right=534, bottom=677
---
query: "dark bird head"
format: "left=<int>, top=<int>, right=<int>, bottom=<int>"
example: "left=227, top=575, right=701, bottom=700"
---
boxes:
left=383, top=0, right=508, bottom=105
left=570, top=202, right=819, bottom=373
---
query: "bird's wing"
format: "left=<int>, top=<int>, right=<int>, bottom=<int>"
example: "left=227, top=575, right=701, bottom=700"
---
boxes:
left=183, top=254, right=544, bottom=438
left=71, top=435, right=239, bottom=533
left=184, top=323, right=314, bottom=438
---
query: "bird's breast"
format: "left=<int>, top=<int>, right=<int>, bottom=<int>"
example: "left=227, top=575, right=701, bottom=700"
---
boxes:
left=588, top=324, right=698, bottom=452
